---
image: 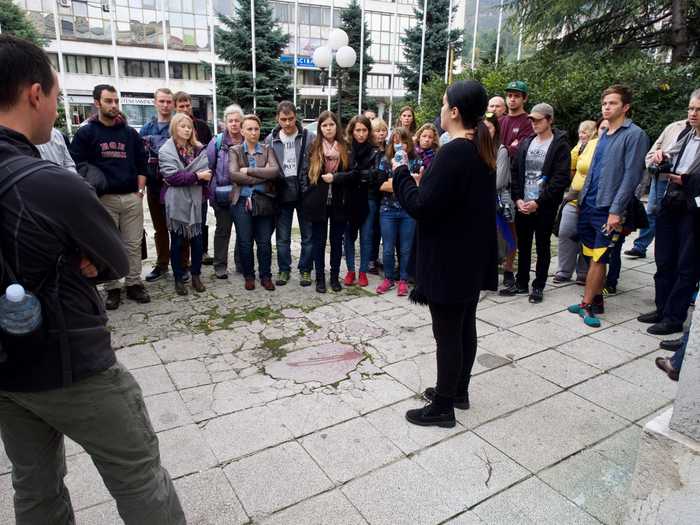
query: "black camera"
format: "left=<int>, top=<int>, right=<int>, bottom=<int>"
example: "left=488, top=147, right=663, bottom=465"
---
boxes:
left=649, top=160, right=673, bottom=177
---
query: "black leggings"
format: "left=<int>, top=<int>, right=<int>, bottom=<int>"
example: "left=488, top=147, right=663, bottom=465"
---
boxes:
left=429, top=296, right=479, bottom=398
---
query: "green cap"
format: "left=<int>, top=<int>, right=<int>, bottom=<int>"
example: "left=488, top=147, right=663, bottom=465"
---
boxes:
left=505, top=80, right=529, bottom=94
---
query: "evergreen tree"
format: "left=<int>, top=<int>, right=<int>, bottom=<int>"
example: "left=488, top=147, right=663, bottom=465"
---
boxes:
left=215, top=0, right=292, bottom=131
left=338, top=0, right=374, bottom=123
left=0, top=0, right=45, bottom=45
left=399, top=0, right=462, bottom=100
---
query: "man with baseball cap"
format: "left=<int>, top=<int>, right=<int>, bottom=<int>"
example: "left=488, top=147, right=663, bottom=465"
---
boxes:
left=501, top=102, right=571, bottom=303
left=498, top=81, right=535, bottom=290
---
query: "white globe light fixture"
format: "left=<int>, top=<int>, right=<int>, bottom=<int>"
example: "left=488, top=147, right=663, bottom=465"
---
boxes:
left=328, top=28, right=349, bottom=50
left=335, top=46, right=357, bottom=69
left=312, top=46, right=332, bottom=69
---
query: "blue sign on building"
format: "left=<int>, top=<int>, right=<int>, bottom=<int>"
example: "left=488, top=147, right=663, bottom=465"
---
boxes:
left=280, top=55, right=316, bottom=67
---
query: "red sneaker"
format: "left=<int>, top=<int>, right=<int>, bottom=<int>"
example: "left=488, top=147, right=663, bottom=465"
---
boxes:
left=376, top=278, right=395, bottom=294
left=397, top=280, right=409, bottom=296
left=344, top=271, right=356, bottom=286
left=358, top=272, right=369, bottom=287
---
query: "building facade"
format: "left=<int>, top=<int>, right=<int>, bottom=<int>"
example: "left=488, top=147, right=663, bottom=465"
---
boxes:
left=16, top=0, right=465, bottom=130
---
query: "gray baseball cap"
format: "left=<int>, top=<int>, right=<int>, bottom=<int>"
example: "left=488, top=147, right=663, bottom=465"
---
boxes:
left=529, top=103, right=554, bottom=120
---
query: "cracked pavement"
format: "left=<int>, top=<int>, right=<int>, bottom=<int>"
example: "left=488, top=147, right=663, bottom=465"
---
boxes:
left=0, top=216, right=677, bottom=524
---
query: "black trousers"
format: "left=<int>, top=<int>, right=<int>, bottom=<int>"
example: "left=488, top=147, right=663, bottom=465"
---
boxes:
left=430, top=295, right=480, bottom=398
left=654, top=207, right=700, bottom=325
left=515, top=206, right=556, bottom=290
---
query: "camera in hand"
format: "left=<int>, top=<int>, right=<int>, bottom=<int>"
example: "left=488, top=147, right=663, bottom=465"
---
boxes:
left=649, top=160, right=673, bottom=176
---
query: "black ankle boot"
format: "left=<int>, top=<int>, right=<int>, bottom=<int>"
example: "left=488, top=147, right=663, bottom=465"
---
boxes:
left=316, top=279, right=327, bottom=293
left=405, top=393, right=456, bottom=428
left=423, top=387, right=470, bottom=410
left=330, top=275, right=342, bottom=292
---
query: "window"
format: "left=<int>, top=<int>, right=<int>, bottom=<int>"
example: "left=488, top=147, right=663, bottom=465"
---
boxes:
left=297, top=69, right=322, bottom=86
left=367, top=74, right=390, bottom=90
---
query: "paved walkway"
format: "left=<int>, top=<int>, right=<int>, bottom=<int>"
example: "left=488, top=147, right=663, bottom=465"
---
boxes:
left=0, top=225, right=676, bottom=524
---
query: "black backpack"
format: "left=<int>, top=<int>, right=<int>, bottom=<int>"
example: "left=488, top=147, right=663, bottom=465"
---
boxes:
left=0, top=155, right=73, bottom=384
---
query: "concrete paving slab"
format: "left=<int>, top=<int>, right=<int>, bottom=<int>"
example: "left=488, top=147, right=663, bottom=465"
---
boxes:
left=342, top=458, right=466, bottom=525
left=609, top=355, right=679, bottom=399
left=472, top=476, right=600, bottom=524
left=0, top=474, right=14, bottom=523
left=158, top=424, right=218, bottom=478
left=590, top=325, right=661, bottom=357
left=301, top=417, right=403, bottom=483
left=509, top=317, right=586, bottom=347
left=153, top=333, right=221, bottom=362
left=477, top=329, right=548, bottom=360
left=164, top=359, right=212, bottom=390
left=571, top=373, right=672, bottom=421
left=264, top=343, right=364, bottom=385
left=335, top=375, right=413, bottom=414
left=445, top=512, right=486, bottom=524
left=259, top=490, right=367, bottom=525
left=65, top=453, right=112, bottom=511
left=224, top=441, right=333, bottom=519
left=267, top=391, right=360, bottom=438
left=74, top=501, right=120, bottom=524
left=129, top=364, right=175, bottom=397
left=382, top=352, right=437, bottom=394
left=474, top=392, right=627, bottom=472
left=144, top=391, right=194, bottom=432
left=173, top=468, right=248, bottom=525
left=519, top=349, right=602, bottom=388
left=115, top=343, right=161, bottom=370
left=556, top=336, right=637, bottom=371
left=413, top=432, right=530, bottom=508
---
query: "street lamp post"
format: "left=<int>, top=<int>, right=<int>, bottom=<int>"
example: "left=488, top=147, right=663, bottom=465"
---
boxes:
left=313, top=29, right=357, bottom=123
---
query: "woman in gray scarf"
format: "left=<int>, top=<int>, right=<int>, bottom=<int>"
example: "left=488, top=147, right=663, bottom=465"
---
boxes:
left=158, top=113, right=212, bottom=295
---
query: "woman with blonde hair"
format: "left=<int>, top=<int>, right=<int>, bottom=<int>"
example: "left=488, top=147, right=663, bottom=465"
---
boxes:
left=414, top=122, right=440, bottom=169
left=158, top=112, right=212, bottom=295
left=554, top=119, right=599, bottom=285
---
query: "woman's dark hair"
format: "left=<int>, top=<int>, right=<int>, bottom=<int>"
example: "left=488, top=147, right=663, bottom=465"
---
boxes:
left=474, top=121, right=497, bottom=172
left=395, top=105, right=417, bottom=134
left=484, top=112, right=501, bottom=144
left=0, top=35, right=54, bottom=111
left=346, top=115, right=375, bottom=147
left=308, top=110, right=349, bottom=185
left=445, top=80, right=488, bottom=130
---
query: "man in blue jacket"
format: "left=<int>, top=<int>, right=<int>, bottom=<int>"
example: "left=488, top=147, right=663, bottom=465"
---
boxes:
left=70, top=84, right=150, bottom=310
left=570, top=85, right=649, bottom=327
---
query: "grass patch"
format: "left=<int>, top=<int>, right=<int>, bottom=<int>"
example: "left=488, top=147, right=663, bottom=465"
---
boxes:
left=261, top=336, right=293, bottom=360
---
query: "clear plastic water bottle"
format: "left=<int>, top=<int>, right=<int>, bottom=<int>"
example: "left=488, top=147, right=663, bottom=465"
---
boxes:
left=0, top=284, right=43, bottom=335
left=393, top=143, right=407, bottom=166
left=524, top=175, right=547, bottom=202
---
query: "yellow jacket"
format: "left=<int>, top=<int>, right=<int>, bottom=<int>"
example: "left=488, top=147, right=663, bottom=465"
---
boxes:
left=569, top=138, right=598, bottom=206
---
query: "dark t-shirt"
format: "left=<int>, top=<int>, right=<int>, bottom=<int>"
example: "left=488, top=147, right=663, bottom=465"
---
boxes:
left=500, top=113, right=534, bottom=158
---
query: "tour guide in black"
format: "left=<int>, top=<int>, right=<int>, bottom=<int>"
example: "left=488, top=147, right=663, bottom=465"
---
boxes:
left=0, top=35, right=184, bottom=523
left=393, top=80, right=498, bottom=428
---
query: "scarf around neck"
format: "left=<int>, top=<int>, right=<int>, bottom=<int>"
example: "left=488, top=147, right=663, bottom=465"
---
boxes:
left=351, top=140, right=374, bottom=169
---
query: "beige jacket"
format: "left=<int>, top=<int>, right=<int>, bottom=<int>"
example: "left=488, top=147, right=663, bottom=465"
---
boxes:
left=228, top=142, right=280, bottom=205
left=646, top=119, right=689, bottom=179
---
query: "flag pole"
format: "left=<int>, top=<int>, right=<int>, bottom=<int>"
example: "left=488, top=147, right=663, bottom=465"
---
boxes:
left=417, top=0, right=428, bottom=105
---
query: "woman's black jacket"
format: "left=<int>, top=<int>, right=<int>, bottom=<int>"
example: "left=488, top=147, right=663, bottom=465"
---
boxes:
left=393, top=138, right=498, bottom=304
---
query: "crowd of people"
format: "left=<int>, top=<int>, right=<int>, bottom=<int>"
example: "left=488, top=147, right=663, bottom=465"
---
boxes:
left=0, top=33, right=699, bottom=522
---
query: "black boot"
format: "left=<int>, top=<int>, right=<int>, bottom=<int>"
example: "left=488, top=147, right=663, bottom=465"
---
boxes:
left=175, top=280, right=188, bottom=296
left=330, top=274, right=342, bottom=292
left=316, top=273, right=327, bottom=293
left=405, top=392, right=456, bottom=428
left=423, top=387, right=470, bottom=410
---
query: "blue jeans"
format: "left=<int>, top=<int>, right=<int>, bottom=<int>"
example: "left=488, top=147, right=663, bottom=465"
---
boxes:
left=380, top=206, right=416, bottom=281
left=344, top=199, right=377, bottom=273
left=311, top=214, right=345, bottom=279
left=634, top=178, right=668, bottom=253
left=671, top=330, right=689, bottom=370
left=171, top=232, right=202, bottom=281
left=276, top=201, right=313, bottom=273
left=231, top=199, right=274, bottom=279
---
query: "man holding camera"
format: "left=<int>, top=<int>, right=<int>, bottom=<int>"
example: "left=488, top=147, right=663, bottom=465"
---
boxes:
left=638, top=89, right=700, bottom=335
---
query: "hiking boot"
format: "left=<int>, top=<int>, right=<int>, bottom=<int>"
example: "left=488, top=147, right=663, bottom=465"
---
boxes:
left=660, top=338, right=683, bottom=352
left=145, top=266, right=167, bottom=282
left=358, top=272, right=369, bottom=287
left=105, top=289, right=121, bottom=310
left=602, top=285, right=617, bottom=297
left=647, top=320, right=683, bottom=336
left=638, top=311, right=662, bottom=324
left=244, top=278, right=255, bottom=291
left=191, top=275, right=206, bottom=293
left=299, top=271, right=312, bottom=287
left=330, top=275, right=342, bottom=292
left=655, top=357, right=679, bottom=381
left=261, top=277, right=276, bottom=291
left=397, top=280, right=409, bottom=296
left=552, top=275, right=571, bottom=284
left=202, top=253, right=214, bottom=265
left=343, top=271, right=356, bottom=286
left=528, top=287, right=544, bottom=303
left=126, top=284, right=150, bottom=304
left=624, top=247, right=646, bottom=259
left=405, top=398, right=456, bottom=428
left=275, top=271, right=290, bottom=286
left=502, top=271, right=515, bottom=288
left=499, top=284, right=528, bottom=296
left=316, top=280, right=327, bottom=293
left=376, top=278, right=395, bottom=294
left=423, top=387, right=469, bottom=410
left=368, top=261, right=379, bottom=275
left=174, top=280, right=188, bottom=296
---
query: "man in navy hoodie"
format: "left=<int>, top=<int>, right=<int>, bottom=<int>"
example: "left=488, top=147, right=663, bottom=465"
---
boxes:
left=70, top=85, right=150, bottom=310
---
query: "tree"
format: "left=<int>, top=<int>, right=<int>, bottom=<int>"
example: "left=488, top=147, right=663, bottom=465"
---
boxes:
left=215, top=0, right=292, bottom=131
left=399, top=0, right=462, bottom=100
left=339, top=0, right=374, bottom=123
left=0, top=0, right=45, bottom=46
left=509, top=0, right=700, bottom=64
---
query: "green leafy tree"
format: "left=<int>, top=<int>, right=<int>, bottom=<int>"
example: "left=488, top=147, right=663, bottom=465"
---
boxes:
left=399, top=0, right=462, bottom=100
left=215, top=0, right=292, bottom=131
left=509, top=0, right=700, bottom=64
left=0, top=0, right=44, bottom=45
left=338, top=0, right=374, bottom=123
